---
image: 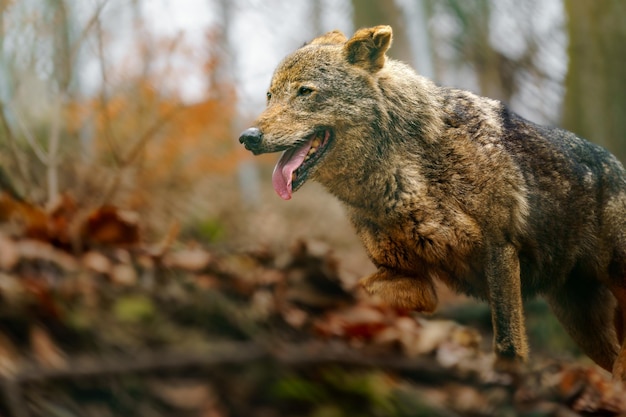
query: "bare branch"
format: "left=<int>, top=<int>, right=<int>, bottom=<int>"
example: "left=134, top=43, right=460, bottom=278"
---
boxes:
left=11, top=106, right=49, bottom=165
left=68, top=0, right=111, bottom=70
left=100, top=104, right=186, bottom=204
left=94, top=7, right=120, bottom=166
left=5, top=341, right=460, bottom=385
left=124, top=105, right=185, bottom=168
left=46, top=96, right=63, bottom=206
left=0, top=102, right=31, bottom=193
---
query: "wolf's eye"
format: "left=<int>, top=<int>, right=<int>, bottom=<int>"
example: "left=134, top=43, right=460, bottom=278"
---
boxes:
left=266, top=91, right=272, bottom=100
left=297, top=86, right=313, bottom=97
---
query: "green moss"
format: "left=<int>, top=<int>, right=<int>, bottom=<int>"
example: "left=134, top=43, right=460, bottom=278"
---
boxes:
left=113, top=295, right=156, bottom=323
left=184, top=217, right=226, bottom=243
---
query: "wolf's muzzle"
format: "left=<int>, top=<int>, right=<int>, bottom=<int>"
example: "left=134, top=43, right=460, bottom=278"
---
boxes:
left=239, top=127, right=263, bottom=152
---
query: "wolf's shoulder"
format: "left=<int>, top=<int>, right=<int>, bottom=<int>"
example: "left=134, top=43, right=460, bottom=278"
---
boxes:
left=440, top=87, right=619, bottom=169
left=497, top=105, right=623, bottom=179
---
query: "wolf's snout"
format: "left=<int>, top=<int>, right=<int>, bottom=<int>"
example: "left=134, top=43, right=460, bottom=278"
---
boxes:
left=239, top=127, right=263, bottom=151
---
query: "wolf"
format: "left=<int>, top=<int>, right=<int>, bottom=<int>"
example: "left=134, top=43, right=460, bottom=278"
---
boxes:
left=238, top=26, right=626, bottom=379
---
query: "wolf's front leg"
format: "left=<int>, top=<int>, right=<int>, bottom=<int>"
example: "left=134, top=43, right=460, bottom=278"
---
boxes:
left=359, top=267, right=438, bottom=312
left=485, top=243, right=529, bottom=371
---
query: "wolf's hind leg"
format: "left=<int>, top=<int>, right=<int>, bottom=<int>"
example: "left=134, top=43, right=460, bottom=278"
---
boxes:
left=546, top=277, right=619, bottom=373
left=610, top=242, right=626, bottom=380
left=359, top=267, right=438, bottom=312
left=608, top=228, right=626, bottom=381
left=612, top=289, right=626, bottom=381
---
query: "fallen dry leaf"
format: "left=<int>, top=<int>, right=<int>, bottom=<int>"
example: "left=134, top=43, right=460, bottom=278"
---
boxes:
left=82, top=205, right=140, bottom=246
left=111, top=263, right=138, bottom=286
left=30, top=325, right=67, bottom=369
left=149, top=380, right=215, bottom=410
left=0, top=272, right=24, bottom=303
left=0, top=192, right=48, bottom=240
left=559, top=367, right=626, bottom=414
left=22, top=278, right=62, bottom=318
left=314, top=303, right=391, bottom=340
left=17, top=239, right=79, bottom=271
left=282, top=307, right=309, bottom=329
left=0, top=331, right=20, bottom=377
left=195, top=274, right=220, bottom=290
left=164, top=247, right=212, bottom=271
left=82, top=251, right=112, bottom=274
left=46, top=193, right=79, bottom=245
left=0, top=233, right=18, bottom=270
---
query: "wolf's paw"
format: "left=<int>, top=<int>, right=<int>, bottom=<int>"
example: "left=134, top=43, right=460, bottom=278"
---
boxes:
left=481, top=354, right=525, bottom=385
left=359, top=268, right=438, bottom=312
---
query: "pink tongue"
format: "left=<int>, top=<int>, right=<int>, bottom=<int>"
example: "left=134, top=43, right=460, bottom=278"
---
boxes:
left=272, top=141, right=313, bottom=200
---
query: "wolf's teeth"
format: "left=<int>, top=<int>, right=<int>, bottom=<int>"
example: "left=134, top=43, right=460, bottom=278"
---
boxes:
left=291, top=173, right=296, bottom=181
left=312, top=138, right=321, bottom=148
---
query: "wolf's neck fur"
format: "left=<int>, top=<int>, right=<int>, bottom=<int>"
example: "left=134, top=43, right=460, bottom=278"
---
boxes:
left=316, top=60, right=449, bottom=215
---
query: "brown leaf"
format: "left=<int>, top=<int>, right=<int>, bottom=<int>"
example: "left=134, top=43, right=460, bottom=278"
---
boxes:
left=30, top=325, right=67, bottom=369
left=22, top=278, right=62, bottom=318
left=110, top=263, right=138, bottom=286
left=0, top=272, right=24, bottom=304
left=82, top=251, right=112, bottom=274
left=46, top=193, right=79, bottom=245
left=164, top=247, right=212, bottom=271
left=81, top=205, right=140, bottom=246
left=195, top=274, right=220, bottom=290
left=0, top=192, right=48, bottom=240
left=282, top=307, right=309, bottom=329
left=149, top=380, right=214, bottom=410
left=559, top=367, right=626, bottom=414
left=413, top=319, right=477, bottom=357
left=0, top=233, right=18, bottom=270
left=17, top=239, right=78, bottom=271
left=0, top=331, right=20, bottom=377
left=390, top=316, right=423, bottom=357
left=251, top=289, right=276, bottom=319
left=314, top=303, right=391, bottom=340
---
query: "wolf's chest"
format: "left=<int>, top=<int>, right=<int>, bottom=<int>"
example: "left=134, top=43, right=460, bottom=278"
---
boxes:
left=361, top=224, right=491, bottom=298
left=356, top=216, right=477, bottom=271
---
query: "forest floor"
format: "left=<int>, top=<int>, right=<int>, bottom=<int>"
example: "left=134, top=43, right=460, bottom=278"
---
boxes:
left=0, top=184, right=625, bottom=417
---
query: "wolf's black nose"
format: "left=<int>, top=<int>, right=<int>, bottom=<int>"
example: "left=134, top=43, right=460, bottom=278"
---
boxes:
left=239, top=127, right=263, bottom=150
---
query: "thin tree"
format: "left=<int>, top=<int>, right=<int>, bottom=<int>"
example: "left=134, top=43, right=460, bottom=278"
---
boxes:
left=562, top=0, right=626, bottom=163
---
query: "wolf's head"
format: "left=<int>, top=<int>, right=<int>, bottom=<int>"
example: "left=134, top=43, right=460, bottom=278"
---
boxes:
left=239, top=26, right=394, bottom=200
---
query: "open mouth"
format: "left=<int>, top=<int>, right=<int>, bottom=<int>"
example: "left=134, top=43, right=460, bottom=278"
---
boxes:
left=272, top=129, right=332, bottom=200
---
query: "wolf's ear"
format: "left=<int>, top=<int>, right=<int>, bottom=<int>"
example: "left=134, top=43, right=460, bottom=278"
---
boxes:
left=344, top=25, right=392, bottom=72
left=309, top=30, right=347, bottom=45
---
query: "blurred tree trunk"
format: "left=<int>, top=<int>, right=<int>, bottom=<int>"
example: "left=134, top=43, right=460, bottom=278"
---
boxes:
left=458, top=1, right=509, bottom=102
left=351, top=0, right=413, bottom=64
left=312, top=0, right=323, bottom=35
left=47, top=0, right=75, bottom=205
left=216, top=0, right=261, bottom=206
left=563, top=0, right=626, bottom=163
left=413, top=0, right=435, bottom=79
left=436, top=0, right=517, bottom=103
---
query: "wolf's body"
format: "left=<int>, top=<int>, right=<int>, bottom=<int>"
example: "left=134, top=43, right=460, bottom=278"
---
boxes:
left=239, top=26, right=626, bottom=379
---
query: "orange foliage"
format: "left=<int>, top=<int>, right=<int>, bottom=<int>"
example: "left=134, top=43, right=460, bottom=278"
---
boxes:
left=0, top=191, right=140, bottom=249
left=63, top=28, right=242, bottom=215
left=81, top=78, right=240, bottom=174
left=82, top=205, right=140, bottom=247
left=0, top=192, right=48, bottom=240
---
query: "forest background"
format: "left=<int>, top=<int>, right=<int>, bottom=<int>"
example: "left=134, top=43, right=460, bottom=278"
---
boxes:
left=0, top=1, right=625, bottom=416
left=1, top=0, right=624, bottom=255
